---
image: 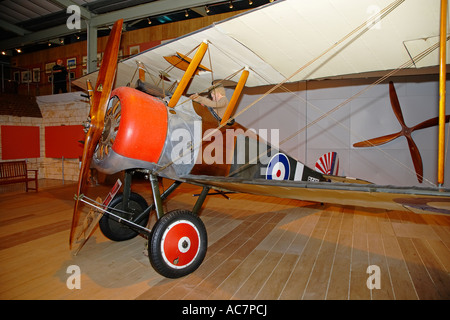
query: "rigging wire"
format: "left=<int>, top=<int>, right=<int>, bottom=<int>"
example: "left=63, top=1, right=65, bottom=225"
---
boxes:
left=153, top=0, right=444, bottom=186
left=228, top=39, right=445, bottom=185
left=153, top=0, right=405, bottom=176
left=224, top=0, right=405, bottom=126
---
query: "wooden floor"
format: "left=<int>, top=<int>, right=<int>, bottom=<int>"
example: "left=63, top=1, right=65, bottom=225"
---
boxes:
left=1, top=178, right=449, bottom=300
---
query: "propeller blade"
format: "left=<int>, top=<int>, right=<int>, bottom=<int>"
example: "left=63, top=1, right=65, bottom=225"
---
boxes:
left=412, top=114, right=450, bottom=131
left=405, top=135, right=423, bottom=183
left=353, top=131, right=402, bottom=147
left=70, top=19, right=123, bottom=249
left=389, top=81, right=407, bottom=128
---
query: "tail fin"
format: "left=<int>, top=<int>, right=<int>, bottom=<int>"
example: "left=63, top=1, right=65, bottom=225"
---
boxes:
left=315, top=152, right=339, bottom=176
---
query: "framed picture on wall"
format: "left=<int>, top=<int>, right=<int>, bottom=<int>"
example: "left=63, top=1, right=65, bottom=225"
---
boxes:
left=13, top=71, right=20, bottom=83
left=67, top=57, right=76, bottom=69
left=69, top=71, right=76, bottom=79
left=96, top=52, right=103, bottom=68
left=82, top=56, right=87, bottom=66
left=21, top=70, right=31, bottom=83
left=129, top=45, right=140, bottom=56
left=45, top=62, right=55, bottom=74
left=32, top=68, right=40, bottom=82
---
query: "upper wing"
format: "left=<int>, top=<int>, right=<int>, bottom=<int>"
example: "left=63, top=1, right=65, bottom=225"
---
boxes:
left=182, top=175, right=450, bottom=215
left=73, top=0, right=445, bottom=94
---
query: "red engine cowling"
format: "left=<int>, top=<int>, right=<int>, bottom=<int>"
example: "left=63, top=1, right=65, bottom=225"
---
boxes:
left=112, top=87, right=168, bottom=163
left=92, top=86, right=169, bottom=173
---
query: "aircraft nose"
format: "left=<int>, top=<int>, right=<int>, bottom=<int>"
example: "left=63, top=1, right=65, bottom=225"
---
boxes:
left=111, top=86, right=168, bottom=163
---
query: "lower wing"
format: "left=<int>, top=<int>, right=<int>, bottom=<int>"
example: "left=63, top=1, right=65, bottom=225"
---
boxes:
left=182, top=175, right=450, bottom=215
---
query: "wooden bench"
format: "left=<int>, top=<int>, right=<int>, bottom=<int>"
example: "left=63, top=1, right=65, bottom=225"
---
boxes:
left=0, top=160, right=38, bottom=192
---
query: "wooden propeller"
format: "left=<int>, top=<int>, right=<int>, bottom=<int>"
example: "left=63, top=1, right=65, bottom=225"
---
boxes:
left=70, top=19, right=123, bottom=248
left=353, top=81, right=450, bottom=183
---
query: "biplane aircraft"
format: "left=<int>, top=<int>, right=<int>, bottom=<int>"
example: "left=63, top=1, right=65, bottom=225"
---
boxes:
left=70, top=0, right=450, bottom=278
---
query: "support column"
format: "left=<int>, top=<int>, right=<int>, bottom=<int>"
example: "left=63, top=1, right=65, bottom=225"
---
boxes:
left=86, top=20, right=97, bottom=73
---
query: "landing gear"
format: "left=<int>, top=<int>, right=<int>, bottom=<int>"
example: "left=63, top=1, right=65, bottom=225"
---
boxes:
left=95, top=171, right=210, bottom=278
left=148, top=210, right=207, bottom=278
left=99, top=192, right=149, bottom=241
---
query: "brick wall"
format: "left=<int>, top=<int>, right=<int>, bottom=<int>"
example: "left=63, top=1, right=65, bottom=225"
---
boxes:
left=0, top=92, right=89, bottom=181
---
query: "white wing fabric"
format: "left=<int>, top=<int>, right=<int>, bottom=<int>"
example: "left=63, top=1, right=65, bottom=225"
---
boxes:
left=73, top=0, right=446, bottom=94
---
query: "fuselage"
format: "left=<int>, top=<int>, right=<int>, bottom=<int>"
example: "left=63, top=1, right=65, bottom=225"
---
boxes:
left=92, top=86, right=324, bottom=183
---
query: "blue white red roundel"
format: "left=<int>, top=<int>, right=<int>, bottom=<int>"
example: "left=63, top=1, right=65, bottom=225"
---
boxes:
left=266, top=153, right=290, bottom=180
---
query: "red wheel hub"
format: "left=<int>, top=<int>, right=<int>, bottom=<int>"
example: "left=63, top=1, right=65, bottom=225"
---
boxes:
left=161, top=220, right=201, bottom=269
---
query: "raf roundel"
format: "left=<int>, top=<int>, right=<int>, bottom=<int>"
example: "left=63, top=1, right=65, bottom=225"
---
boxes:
left=266, top=153, right=290, bottom=180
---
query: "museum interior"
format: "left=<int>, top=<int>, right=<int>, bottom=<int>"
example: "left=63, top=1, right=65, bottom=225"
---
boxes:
left=0, top=0, right=449, bottom=302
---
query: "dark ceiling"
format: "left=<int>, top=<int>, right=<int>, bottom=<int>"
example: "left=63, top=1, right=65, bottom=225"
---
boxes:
left=0, top=0, right=273, bottom=57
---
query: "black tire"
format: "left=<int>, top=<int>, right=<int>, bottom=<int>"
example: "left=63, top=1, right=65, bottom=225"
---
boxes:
left=149, top=210, right=207, bottom=278
left=99, top=192, right=149, bottom=242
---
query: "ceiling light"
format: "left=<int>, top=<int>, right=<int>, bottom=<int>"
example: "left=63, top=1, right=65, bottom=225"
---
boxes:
left=147, top=18, right=152, bottom=24
left=185, top=10, right=189, bottom=18
left=229, top=1, right=234, bottom=9
left=205, top=6, right=210, bottom=14
left=249, top=0, right=253, bottom=5
left=1, top=51, right=6, bottom=55
left=15, top=48, right=21, bottom=53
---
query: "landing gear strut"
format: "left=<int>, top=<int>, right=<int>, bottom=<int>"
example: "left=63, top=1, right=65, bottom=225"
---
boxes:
left=98, top=171, right=210, bottom=278
left=147, top=173, right=209, bottom=278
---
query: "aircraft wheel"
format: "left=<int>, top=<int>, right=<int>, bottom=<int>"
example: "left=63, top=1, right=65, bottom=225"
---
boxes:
left=99, top=192, right=149, bottom=241
left=149, top=210, right=207, bottom=278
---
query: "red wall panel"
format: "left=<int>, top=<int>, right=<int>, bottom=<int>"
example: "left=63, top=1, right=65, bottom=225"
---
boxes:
left=1, top=125, right=40, bottom=160
left=45, top=125, right=85, bottom=159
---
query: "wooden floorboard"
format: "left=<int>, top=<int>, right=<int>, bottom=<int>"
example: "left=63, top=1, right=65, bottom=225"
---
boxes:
left=0, top=178, right=449, bottom=300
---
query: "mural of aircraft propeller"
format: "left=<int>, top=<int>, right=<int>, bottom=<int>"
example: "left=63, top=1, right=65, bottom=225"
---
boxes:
left=353, top=81, right=450, bottom=183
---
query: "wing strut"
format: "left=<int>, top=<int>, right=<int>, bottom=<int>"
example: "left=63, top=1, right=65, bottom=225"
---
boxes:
left=438, top=0, right=447, bottom=187
left=168, top=41, right=208, bottom=108
left=138, top=61, right=146, bottom=81
left=220, top=67, right=249, bottom=125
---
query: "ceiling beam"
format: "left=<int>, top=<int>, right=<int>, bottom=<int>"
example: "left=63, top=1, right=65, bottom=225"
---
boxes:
left=89, top=0, right=221, bottom=27
left=0, top=19, right=31, bottom=36
left=0, top=0, right=224, bottom=50
left=48, top=0, right=94, bottom=20
left=0, top=22, right=86, bottom=49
